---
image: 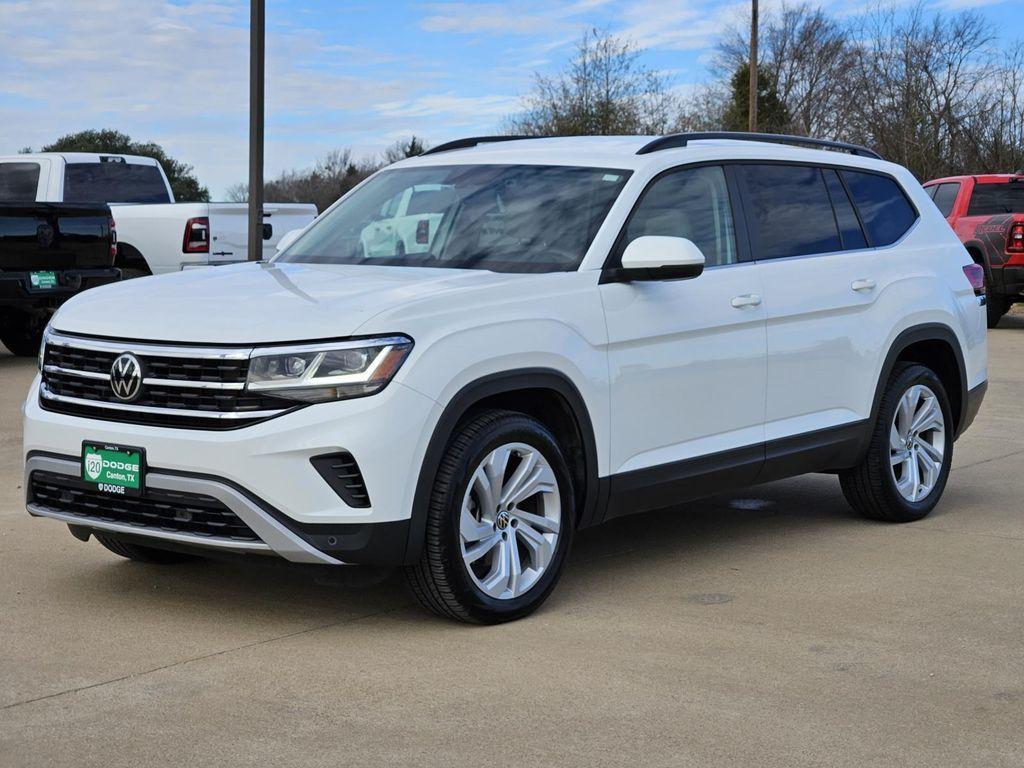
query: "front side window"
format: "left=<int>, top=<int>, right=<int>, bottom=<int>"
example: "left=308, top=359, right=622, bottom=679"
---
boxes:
left=841, top=170, right=917, bottom=246
left=0, top=162, right=41, bottom=202
left=967, top=182, right=1024, bottom=216
left=616, top=165, right=737, bottom=267
left=278, top=164, right=631, bottom=273
left=63, top=162, right=171, bottom=204
left=738, top=164, right=841, bottom=259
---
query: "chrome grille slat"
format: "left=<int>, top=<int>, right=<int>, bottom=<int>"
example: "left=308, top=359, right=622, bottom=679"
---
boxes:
left=39, top=332, right=296, bottom=429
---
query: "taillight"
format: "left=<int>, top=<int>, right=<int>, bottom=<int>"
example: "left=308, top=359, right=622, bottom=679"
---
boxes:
left=416, top=219, right=430, bottom=245
left=1008, top=222, right=1024, bottom=254
left=183, top=217, right=210, bottom=253
left=962, top=263, right=985, bottom=296
left=108, top=216, right=117, bottom=259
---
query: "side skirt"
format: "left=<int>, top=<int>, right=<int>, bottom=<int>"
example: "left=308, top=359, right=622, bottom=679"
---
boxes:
left=601, top=420, right=869, bottom=522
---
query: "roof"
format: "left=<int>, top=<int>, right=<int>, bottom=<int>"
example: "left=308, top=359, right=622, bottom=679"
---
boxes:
left=1, top=152, right=160, bottom=165
left=925, top=173, right=1024, bottom=185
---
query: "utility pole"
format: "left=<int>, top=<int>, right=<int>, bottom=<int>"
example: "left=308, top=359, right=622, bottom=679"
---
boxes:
left=247, top=0, right=265, bottom=261
left=748, top=0, right=758, bottom=133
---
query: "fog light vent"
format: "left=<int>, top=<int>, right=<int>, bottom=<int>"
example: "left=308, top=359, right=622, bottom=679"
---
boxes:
left=310, top=452, right=371, bottom=508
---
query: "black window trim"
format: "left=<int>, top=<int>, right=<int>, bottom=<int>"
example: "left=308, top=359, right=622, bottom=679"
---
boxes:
left=599, top=161, right=753, bottom=281
left=731, top=159, right=919, bottom=262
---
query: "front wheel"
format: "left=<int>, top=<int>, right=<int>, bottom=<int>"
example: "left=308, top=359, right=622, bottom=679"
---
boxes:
left=840, top=363, right=953, bottom=522
left=404, top=410, right=575, bottom=623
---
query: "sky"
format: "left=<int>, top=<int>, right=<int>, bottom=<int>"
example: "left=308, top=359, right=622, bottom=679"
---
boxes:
left=0, top=0, right=1019, bottom=197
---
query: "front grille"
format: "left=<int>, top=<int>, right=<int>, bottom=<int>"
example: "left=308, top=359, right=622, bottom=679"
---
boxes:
left=29, top=470, right=260, bottom=542
left=39, top=333, right=299, bottom=429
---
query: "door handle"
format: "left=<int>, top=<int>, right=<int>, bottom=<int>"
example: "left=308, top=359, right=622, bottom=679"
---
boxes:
left=851, top=278, right=876, bottom=292
left=730, top=294, right=762, bottom=308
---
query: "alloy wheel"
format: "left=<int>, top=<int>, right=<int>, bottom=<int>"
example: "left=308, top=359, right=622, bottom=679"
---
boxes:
left=889, top=384, right=946, bottom=502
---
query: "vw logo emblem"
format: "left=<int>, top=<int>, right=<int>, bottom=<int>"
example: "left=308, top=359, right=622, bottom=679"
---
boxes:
left=110, top=353, right=143, bottom=401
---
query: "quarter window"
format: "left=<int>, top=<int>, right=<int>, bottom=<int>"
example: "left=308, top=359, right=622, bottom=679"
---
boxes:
left=840, top=170, right=917, bottom=246
left=0, top=162, right=41, bottom=202
left=738, top=164, right=841, bottom=259
left=619, top=165, right=737, bottom=267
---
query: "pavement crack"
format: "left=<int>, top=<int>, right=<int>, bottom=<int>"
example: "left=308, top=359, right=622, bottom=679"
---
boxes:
left=1, top=604, right=403, bottom=712
left=952, top=447, right=1024, bottom=473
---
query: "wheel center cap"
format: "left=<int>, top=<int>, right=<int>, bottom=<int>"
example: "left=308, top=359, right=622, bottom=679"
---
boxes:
left=495, top=510, right=511, bottom=530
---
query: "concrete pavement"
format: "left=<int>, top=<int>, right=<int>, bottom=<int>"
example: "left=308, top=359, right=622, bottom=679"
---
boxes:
left=1, top=319, right=1022, bottom=767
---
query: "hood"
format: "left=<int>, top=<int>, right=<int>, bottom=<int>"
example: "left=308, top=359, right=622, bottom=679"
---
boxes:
left=52, top=261, right=520, bottom=344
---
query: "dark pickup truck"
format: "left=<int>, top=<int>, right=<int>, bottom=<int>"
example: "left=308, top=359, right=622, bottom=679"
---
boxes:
left=0, top=202, right=121, bottom=356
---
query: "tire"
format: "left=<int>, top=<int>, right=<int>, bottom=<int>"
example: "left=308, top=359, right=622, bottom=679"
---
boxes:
left=987, top=296, right=1009, bottom=329
left=0, top=312, right=46, bottom=357
left=94, top=533, right=197, bottom=564
left=404, top=410, right=575, bottom=623
left=840, top=363, right=953, bottom=523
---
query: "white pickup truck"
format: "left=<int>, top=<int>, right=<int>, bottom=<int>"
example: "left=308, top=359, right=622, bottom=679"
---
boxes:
left=1, top=153, right=317, bottom=276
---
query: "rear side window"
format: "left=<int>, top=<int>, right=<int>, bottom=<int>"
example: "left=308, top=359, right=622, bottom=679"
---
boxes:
left=620, top=165, right=737, bottom=267
left=967, top=183, right=1024, bottom=215
left=840, top=170, right=917, bottom=246
left=823, top=170, right=867, bottom=250
left=738, top=164, right=841, bottom=259
left=0, top=162, right=41, bottom=202
left=931, top=183, right=960, bottom=217
left=63, top=162, right=171, bottom=204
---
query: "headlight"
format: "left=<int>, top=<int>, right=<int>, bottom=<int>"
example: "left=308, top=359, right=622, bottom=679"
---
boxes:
left=247, top=336, right=413, bottom=403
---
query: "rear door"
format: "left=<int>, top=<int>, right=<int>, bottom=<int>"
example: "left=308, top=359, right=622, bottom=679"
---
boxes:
left=737, top=163, right=919, bottom=460
left=600, top=164, right=768, bottom=515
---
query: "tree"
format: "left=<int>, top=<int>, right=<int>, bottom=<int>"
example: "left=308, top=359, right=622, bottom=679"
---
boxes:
left=508, top=29, right=677, bottom=136
left=382, top=135, right=429, bottom=165
left=721, top=63, right=791, bottom=133
left=228, top=149, right=377, bottom=213
left=38, top=129, right=209, bottom=201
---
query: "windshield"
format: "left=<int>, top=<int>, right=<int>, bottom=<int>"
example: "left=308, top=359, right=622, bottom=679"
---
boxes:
left=967, top=182, right=1024, bottom=216
left=64, top=162, right=171, bottom=204
left=276, top=164, right=631, bottom=273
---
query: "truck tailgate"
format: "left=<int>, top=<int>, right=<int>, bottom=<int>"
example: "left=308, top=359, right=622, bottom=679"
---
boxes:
left=0, top=202, right=113, bottom=271
left=209, top=203, right=317, bottom=262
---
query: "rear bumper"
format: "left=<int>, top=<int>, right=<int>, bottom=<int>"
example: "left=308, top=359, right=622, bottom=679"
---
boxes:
left=0, top=268, right=121, bottom=309
left=991, top=264, right=1024, bottom=298
left=957, top=380, right=987, bottom=439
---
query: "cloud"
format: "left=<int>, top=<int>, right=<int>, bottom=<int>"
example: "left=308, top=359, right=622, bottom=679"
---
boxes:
left=420, top=0, right=612, bottom=35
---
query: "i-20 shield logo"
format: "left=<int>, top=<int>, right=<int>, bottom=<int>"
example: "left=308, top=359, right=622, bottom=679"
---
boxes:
left=84, top=452, right=104, bottom=481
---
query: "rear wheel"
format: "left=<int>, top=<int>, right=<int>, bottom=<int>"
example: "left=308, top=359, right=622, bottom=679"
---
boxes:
left=0, top=311, right=46, bottom=357
left=840, top=363, right=953, bottom=522
left=94, top=533, right=196, bottom=564
left=404, top=410, right=575, bottom=623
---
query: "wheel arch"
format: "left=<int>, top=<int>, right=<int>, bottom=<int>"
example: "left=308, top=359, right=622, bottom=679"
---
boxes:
left=115, top=242, right=153, bottom=277
left=403, top=368, right=602, bottom=565
left=867, top=324, right=968, bottom=449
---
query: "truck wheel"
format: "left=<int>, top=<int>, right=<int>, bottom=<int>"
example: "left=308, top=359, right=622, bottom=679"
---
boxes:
left=404, top=410, right=575, bottom=623
left=0, top=312, right=46, bottom=357
left=839, top=363, right=953, bottom=523
left=987, top=296, right=1009, bottom=328
left=94, top=533, right=196, bottom=564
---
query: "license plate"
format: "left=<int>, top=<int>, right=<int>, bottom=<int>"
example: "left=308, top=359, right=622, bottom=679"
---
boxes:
left=29, top=271, right=58, bottom=289
left=81, top=443, right=145, bottom=496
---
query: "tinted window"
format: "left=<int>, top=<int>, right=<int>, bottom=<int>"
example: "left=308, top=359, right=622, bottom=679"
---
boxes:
left=739, top=165, right=841, bottom=259
left=925, top=185, right=938, bottom=200
left=279, top=165, right=630, bottom=273
left=841, top=170, right=917, bottom=246
left=967, top=183, right=1024, bottom=215
left=823, top=169, right=867, bottom=250
left=931, top=183, right=960, bottom=217
left=64, top=162, right=171, bottom=203
left=0, top=162, right=41, bottom=202
left=620, top=165, right=737, bottom=267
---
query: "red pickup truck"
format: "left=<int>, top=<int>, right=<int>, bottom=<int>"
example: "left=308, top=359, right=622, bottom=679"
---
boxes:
left=923, top=173, right=1024, bottom=327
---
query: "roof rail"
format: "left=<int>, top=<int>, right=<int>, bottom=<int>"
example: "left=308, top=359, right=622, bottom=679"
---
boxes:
left=636, top=132, right=882, bottom=160
left=422, top=135, right=545, bottom=156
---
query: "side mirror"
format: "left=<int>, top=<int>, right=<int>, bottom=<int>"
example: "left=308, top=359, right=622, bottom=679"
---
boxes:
left=275, top=228, right=303, bottom=253
left=615, top=235, right=706, bottom=281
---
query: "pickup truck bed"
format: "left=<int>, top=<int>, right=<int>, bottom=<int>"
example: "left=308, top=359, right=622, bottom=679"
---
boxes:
left=0, top=202, right=120, bottom=355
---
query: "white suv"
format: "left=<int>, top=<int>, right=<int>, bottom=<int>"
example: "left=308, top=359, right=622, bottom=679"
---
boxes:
left=23, top=133, right=988, bottom=623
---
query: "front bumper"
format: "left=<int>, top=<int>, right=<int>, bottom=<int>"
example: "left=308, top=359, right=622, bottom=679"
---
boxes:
left=0, top=268, right=121, bottom=309
left=23, top=375, right=441, bottom=565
